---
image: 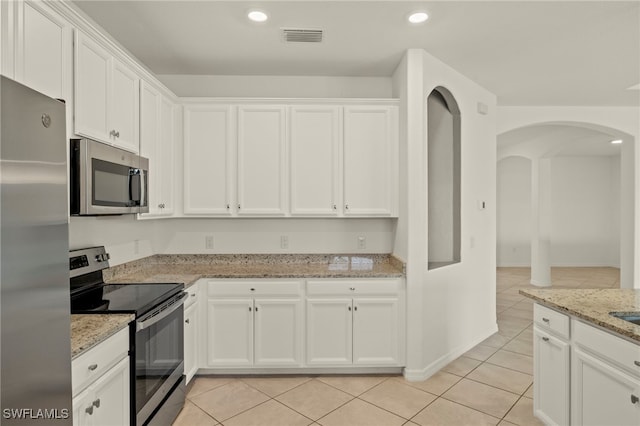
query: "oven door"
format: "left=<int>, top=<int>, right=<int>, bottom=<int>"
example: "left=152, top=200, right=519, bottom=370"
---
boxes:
left=135, top=293, right=186, bottom=426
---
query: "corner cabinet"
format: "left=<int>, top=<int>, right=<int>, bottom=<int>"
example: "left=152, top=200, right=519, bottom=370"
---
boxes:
left=72, top=327, right=130, bottom=426
left=182, top=101, right=399, bottom=218
left=74, top=30, right=139, bottom=153
left=306, top=279, right=402, bottom=366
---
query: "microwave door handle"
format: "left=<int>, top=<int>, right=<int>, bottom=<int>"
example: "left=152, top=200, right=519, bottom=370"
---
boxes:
left=128, top=169, right=134, bottom=206
left=140, top=169, right=147, bottom=208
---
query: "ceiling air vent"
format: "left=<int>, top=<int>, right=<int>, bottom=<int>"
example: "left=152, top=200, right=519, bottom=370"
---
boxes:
left=281, top=28, right=323, bottom=43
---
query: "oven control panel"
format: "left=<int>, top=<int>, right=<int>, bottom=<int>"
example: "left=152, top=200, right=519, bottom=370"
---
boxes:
left=69, top=246, right=111, bottom=278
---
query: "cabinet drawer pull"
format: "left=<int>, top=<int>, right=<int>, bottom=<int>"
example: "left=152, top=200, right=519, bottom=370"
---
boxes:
left=332, top=204, right=337, bottom=210
left=542, top=318, right=550, bottom=323
left=348, top=306, right=351, bottom=311
left=85, top=406, right=94, bottom=415
left=631, top=395, right=639, bottom=404
left=226, top=204, right=230, bottom=210
left=354, top=306, right=358, bottom=311
left=88, top=364, right=98, bottom=371
left=92, top=399, right=101, bottom=408
left=345, top=204, right=349, bottom=210
left=634, top=361, right=640, bottom=367
left=542, top=337, right=549, bottom=342
left=349, top=287, right=355, bottom=291
left=185, top=319, right=190, bottom=324
left=250, top=288, right=255, bottom=292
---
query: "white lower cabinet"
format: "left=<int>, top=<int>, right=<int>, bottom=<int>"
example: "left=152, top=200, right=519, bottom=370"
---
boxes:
left=72, top=327, right=130, bottom=426
left=572, top=347, right=640, bottom=426
left=533, top=326, right=570, bottom=426
left=306, top=279, right=403, bottom=367
left=201, top=278, right=404, bottom=371
left=205, top=280, right=303, bottom=368
left=183, top=283, right=200, bottom=384
left=532, top=303, right=640, bottom=426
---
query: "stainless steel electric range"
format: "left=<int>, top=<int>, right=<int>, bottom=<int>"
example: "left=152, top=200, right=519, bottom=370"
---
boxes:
left=70, top=246, right=186, bottom=426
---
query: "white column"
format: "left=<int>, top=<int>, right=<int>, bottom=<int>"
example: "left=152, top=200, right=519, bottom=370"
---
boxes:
left=531, top=158, right=552, bottom=286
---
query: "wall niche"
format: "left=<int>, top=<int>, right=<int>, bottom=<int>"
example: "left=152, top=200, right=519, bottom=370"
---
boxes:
left=427, top=87, right=461, bottom=269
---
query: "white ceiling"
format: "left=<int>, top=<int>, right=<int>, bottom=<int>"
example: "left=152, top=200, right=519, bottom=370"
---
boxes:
left=73, top=1, right=639, bottom=106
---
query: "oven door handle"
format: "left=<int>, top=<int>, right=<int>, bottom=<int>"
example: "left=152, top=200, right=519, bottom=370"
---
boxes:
left=136, top=292, right=188, bottom=331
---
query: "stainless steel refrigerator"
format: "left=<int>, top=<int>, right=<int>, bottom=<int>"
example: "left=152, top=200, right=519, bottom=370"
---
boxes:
left=0, top=76, right=72, bottom=424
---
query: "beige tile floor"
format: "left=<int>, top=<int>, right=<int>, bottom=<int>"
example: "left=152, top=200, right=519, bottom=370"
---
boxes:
left=174, top=267, right=620, bottom=426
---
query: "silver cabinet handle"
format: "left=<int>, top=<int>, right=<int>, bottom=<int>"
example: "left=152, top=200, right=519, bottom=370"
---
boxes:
left=92, top=399, right=100, bottom=408
left=185, top=319, right=190, bottom=324
left=354, top=306, right=358, bottom=311
left=348, top=306, right=351, bottom=311
left=88, top=364, right=98, bottom=371
left=226, top=204, right=230, bottom=209
left=631, top=395, right=639, bottom=404
left=542, top=337, right=549, bottom=342
left=332, top=204, right=337, bottom=210
left=85, top=406, right=94, bottom=415
left=345, top=204, right=349, bottom=210
left=542, top=318, right=550, bottom=323
left=255, top=306, right=259, bottom=312
left=349, top=287, right=355, bottom=291
left=249, top=307, right=252, bottom=311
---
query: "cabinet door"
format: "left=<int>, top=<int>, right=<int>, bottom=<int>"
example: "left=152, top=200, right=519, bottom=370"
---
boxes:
left=254, top=298, right=302, bottom=366
left=306, top=299, right=352, bottom=365
left=353, top=298, right=399, bottom=365
left=140, top=82, right=161, bottom=214
left=184, top=302, right=198, bottom=384
left=207, top=299, right=253, bottom=366
left=343, top=106, right=397, bottom=216
left=533, top=326, right=570, bottom=426
left=237, top=106, right=287, bottom=216
left=290, top=106, right=341, bottom=216
left=91, top=356, right=130, bottom=426
left=15, top=0, right=72, bottom=100
left=572, top=347, right=640, bottom=426
left=74, top=31, right=110, bottom=142
left=72, top=387, right=94, bottom=426
left=184, top=105, right=233, bottom=215
left=110, top=57, right=139, bottom=152
left=158, top=96, right=175, bottom=214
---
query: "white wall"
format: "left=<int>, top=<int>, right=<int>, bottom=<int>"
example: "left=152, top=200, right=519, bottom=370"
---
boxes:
left=155, top=218, right=396, bottom=254
left=550, top=156, right=620, bottom=267
left=497, top=157, right=532, bottom=266
left=158, top=74, right=393, bottom=98
left=395, top=49, right=497, bottom=381
left=69, top=216, right=156, bottom=266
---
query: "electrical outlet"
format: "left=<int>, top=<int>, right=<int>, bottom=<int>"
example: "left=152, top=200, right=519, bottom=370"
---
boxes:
left=280, top=235, right=289, bottom=249
left=357, top=236, right=366, bottom=250
left=205, top=235, right=214, bottom=250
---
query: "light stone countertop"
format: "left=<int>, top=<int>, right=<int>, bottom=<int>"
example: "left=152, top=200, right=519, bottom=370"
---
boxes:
left=103, top=254, right=405, bottom=288
left=70, top=314, right=133, bottom=359
left=519, top=288, right=640, bottom=343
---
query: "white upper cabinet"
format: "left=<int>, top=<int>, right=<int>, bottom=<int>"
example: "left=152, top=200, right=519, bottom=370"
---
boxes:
left=290, top=106, right=341, bottom=216
left=140, top=81, right=175, bottom=216
left=237, top=106, right=287, bottom=216
left=15, top=1, right=72, bottom=101
left=74, top=30, right=139, bottom=153
left=183, top=105, right=234, bottom=215
left=343, top=106, right=398, bottom=216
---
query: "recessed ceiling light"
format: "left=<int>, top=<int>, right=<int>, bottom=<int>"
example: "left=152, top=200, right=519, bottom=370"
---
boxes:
left=248, top=10, right=268, bottom=23
left=611, top=139, right=623, bottom=144
left=408, top=11, right=429, bottom=24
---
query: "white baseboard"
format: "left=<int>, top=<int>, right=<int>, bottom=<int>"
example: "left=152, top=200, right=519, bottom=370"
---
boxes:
left=402, top=323, right=499, bottom=382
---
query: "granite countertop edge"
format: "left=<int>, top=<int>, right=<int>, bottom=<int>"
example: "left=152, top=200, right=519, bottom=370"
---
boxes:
left=519, top=288, right=640, bottom=344
left=71, top=314, right=134, bottom=359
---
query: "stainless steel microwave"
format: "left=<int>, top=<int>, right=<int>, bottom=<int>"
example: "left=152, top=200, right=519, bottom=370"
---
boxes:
left=70, top=138, right=149, bottom=215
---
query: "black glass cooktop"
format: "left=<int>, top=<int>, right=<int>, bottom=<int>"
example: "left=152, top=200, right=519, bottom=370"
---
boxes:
left=71, top=283, right=183, bottom=317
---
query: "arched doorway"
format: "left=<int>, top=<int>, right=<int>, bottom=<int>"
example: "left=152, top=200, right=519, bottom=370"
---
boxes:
left=497, top=122, right=634, bottom=288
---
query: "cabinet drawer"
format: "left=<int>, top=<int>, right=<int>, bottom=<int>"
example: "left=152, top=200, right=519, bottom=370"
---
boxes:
left=534, top=304, right=570, bottom=339
left=307, top=279, right=399, bottom=296
left=208, top=280, right=301, bottom=297
left=72, top=326, right=129, bottom=396
left=573, top=320, right=640, bottom=377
